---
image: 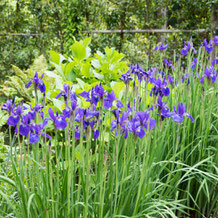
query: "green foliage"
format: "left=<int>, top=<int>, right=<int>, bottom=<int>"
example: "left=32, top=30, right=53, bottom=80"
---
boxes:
left=0, top=55, right=49, bottom=101
left=49, top=38, right=128, bottom=96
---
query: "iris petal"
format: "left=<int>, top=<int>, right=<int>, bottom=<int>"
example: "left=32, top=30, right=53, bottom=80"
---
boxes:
left=94, top=130, right=99, bottom=140
left=185, top=113, right=194, bottom=123
left=26, top=80, right=32, bottom=89
left=7, top=116, right=20, bottom=126
left=172, top=114, right=183, bottom=123
left=55, top=117, right=67, bottom=129
left=136, top=126, right=145, bottom=138
left=29, top=133, right=39, bottom=144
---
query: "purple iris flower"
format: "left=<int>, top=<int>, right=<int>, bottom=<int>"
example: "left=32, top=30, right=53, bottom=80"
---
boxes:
left=15, top=112, right=33, bottom=136
left=93, top=84, right=106, bottom=100
left=130, top=64, right=146, bottom=82
left=116, top=100, right=124, bottom=109
left=75, top=108, right=99, bottom=139
left=143, top=69, right=153, bottom=83
left=7, top=114, right=20, bottom=127
left=200, top=66, right=217, bottom=84
left=79, top=89, right=99, bottom=106
left=103, top=90, right=116, bottom=109
left=1, top=99, right=15, bottom=115
left=75, top=108, right=86, bottom=122
left=28, top=104, right=44, bottom=120
left=119, top=70, right=133, bottom=84
left=172, top=103, right=194, bottom=123
left=154, top=43, right=168, bottom=51
left=29, top=120, right=50, bottom=144
left=62, top=96, right=78, bottom=120
left=161, top=108, right=172, bottom=120
left=7, top=104, right=23, bottom=127
left=83, top=117, right=99, bottom=140
left=56, top=84, right=71, bottom=99
left=26, top=72, right=46, bottom=93
left=48, top=107, right=67, bottom=129
left=150, top=78, right=170, bottom=97
left=181, top=41, right=197, bottom=56
left=156, top=96, right=172, bottom=120
left=167, top=75, right=177, bottom=86
left=111, top=109, right=129, bottom=138
left=203, top=39, right=213, bottom=54
left=128, top=111, right=156, bottom=138
left=214, top=36, right=218, bottom=47
left=164, top=59, right=175, bottom=70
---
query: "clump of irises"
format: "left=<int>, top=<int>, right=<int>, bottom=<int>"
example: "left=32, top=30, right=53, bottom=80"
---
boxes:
left=2, top=36, right=218, bottom=144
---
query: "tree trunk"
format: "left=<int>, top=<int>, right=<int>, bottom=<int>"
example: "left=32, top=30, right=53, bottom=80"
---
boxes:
left=158, top=6, right=167, bottom=42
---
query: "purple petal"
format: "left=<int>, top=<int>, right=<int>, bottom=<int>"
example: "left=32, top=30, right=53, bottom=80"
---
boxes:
left=55, top=92, right=62, bottom=99
left=26, top=81, right=32, bottom=89
left=38, top=82, right=46, bottom=93
left=75, top=129, right=80, bottom=140
left=185, top=113, right=194, bottom=123
left=19, top=125, right=30, bottom=136
left=181, top=48, right=188, bottom=56
left=94, top=130, right=99, bottom=140
left=7, top=116, right=20, bottom=126
left=162, top=87, right=170, bottom=96
left=29, top=133, right=39, bottom=144
left=55, top=117, right=67, bottom=129
left=136, top=126, right=145, bottom=138
left=48, top=108, right=56, bottom=121
left=172, top=114, right=183, bottom=123
left=148, top=118, right=156, bottom=130
left=110, top=120, right=117, bottom=131
left=117, top=100, right=124, bottom=108
left=79, top=91, right=90, bottom=99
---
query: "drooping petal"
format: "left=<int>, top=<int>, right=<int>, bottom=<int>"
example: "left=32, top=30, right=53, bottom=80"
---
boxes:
left=185, top=113, right=194, bottom=123
left=79, top=91, right=90, bottom=99
left=38, top=82, right=46, bottom=93
left=55, top=92, right=63, bottom=99
left=148, top=118, right=156, bottom=130
left=110, top=120, right=117, bottom=131
left=55, top=117, right=67, bottom=129
left=123, top=129, right=128, bottom=139
left=94, top=130, right=99, bottom=140
left=162, top=87, right=170, bottom=96
left=172, top=114, right=183, bottom=123
left=29, top=133, right=39, bottom=144
left=211, top=74, right=216, bottom=83
left=7, top=115, right=20, bottom=126
left=26, top=80, right=32, bottom=89
left=117, top=100, right=124, bottom=108
left=19, top=125, right=30, bottom=136
left=136, top=126, right=145, bottom=138
left=181, top=48, right=188, bottom=56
